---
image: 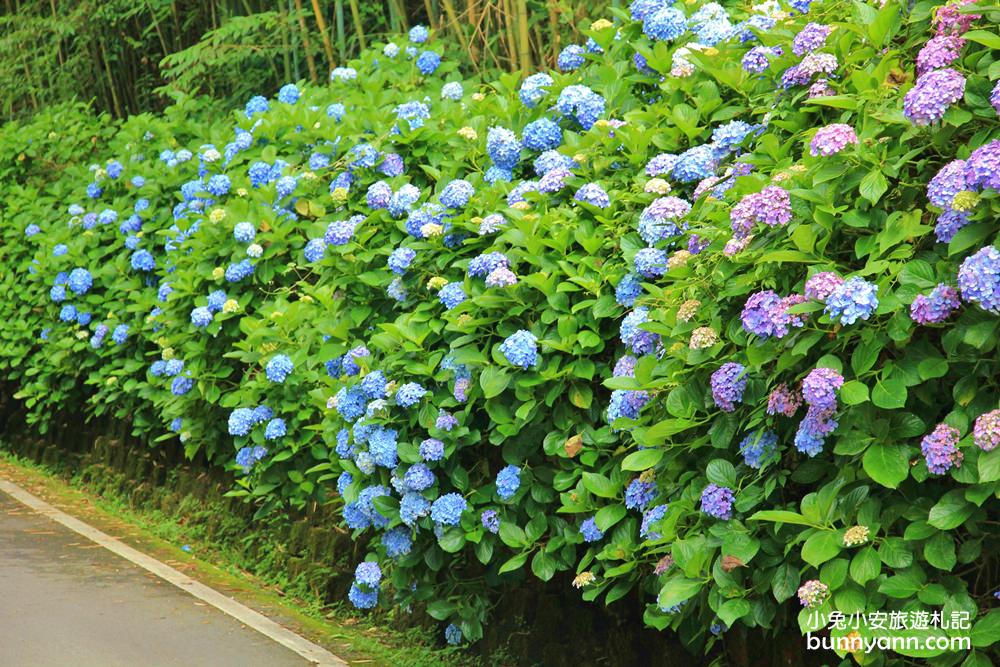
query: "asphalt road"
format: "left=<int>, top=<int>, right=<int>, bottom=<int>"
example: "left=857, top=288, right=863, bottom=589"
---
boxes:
left=0, top=489, right=313, bottom=667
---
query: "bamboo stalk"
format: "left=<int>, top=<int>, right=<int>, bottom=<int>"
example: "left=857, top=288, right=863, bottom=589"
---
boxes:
left=439, top=0, right=470, bottom=59
left=98, top=41, right=122, bottom=117
left=309, top=0, right=336, bottom=73
left=502, top=0, right=518, bottom=71
left=467, top=0, right=480, bottom=65
left=335, top=0, right=346, bottom=62
left=546, top=0, right=560, bottom=66
left=389, top=0, right=409, bottom=31
left=422, top=0, right=437, bottom=31
left=348, top=0, right=365, bottom=50
left=292, top=0, right=319, bottom=83
left=516, top=0, right=531, bottom=73
left=279, top=4, right=292, bottom=81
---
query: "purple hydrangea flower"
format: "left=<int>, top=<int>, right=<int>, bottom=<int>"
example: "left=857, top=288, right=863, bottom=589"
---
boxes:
left=767, top=384, right=802, bottom=417
left=910, top=284, right=961, bottom=324
left=804, top=272, right=844, bottom=301
left=729, top=186, right=792, bottom=236
left=957, top=246, right=1000, bottom=312
left=903, top=68, right=966, bottom=126
left=700, top=484, right=735, bottom=520
left=921, top=423, right=963, bottom=474
left=792, top=23, right=832, bottom=56
left=973, top=410, right=1000, bottom=451
left=810, top=124, right=858, bottom=157
left=711, top=363, right=746, bottom=412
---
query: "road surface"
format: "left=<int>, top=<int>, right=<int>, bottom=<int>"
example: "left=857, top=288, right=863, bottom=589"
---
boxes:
left=0, top=487, right=317, bottom=667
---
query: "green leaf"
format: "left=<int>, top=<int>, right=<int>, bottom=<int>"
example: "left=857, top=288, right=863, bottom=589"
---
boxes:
left=582, top=472, right=618, bottom=499
left=871, top=376, right=907, bottom=409
left=437, top=527, right=467, bottom=553
left=878, top=538, right=913, bottom=568
left=859, top=169, right=888, bottom=204
left=747, top=510, right=816, bottom=526
left=706, top=459, right=737, bottom=488
left=621, top=448, right=664, bottom=471
left=963, top=30, right=1000, bottom=50
left=801, top=530, right=842, bottom=567
left=498, top=551, right=529, bottom=574
left=971, top=610, right=1000, bottom=647
left=531, top=551, right=557, bottom=581
left=479, top=366, right=510, bottom=398
left=840, top=380, right=869, bottom=405
left=498, top=522, right=528, bottom=548
left=718, top=599, right=751, bottom=627
left=656, top=576, right=703, bottom=610
left=771, top=563, right=799, bottom=602
left=979, top=448, right=1000, bottom=483
left=849, top=546, right=880, bottom=585
left=928, top=490, right=974, bottom=530
left=862, top=443, right=909, bottom=489
left=923, top=532, right=956, bottom=570
left=594, top=504, right=627, bottom=532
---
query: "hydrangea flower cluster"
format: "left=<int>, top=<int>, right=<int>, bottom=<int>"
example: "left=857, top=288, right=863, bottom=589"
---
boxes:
left=824, top=277, right=879, bottom=325
left=921, top=423, right=963, bottom=474
left=711, top=362, right=746, bottom=413
left=700, top=484, right=735, bottom=520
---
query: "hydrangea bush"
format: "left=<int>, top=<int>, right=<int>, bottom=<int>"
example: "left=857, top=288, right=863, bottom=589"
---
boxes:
left=1, top=0, right=999, bottom=661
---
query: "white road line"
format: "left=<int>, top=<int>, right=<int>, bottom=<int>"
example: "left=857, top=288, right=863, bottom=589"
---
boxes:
left=0, top=477, right=348, bottom=667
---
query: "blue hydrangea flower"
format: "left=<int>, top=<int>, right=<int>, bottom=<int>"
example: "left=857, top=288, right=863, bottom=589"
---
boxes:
left=225, top=260, right=255, bottom=282
left=633, top=248, right=667, bottom=278
left=67, top=268, right=92, bottom=295
left=444, top=624, right=463, bottom=645
left=438, top=282, right=466, bottom=310
left=430, top=492, right=467, bottom=525
left=557, top=45, right=585, bottom=71
left=409, top=25, right=429, bottom=43
left=191, top=306, right=213, bottom=328
left=499, top=330, right=538, bottom=369
left=644, top=7, right=687, bottom=41
left=625, top=479, right=656, bottom=511
left=382, top=527, right=412, bottom=558
left=277, top=83, right=300, bottom=104
left=700, top=484, right=735, bottom=520
left=519, top=73, right=554, bottom=107
left=441, top=81, right=463, bottom=100
left=416, top=50, right=441, bottom=75
left=420, top=438, right=445, bottom=461
left=824, top=277, right=879, bottom=325
left=673, top=145, right=719, bottom=183
left=304, top=238, right=326, bottom=263
left=368, top=427, right=399, bottom=467
left=228, top=408, right=255, bottom=436
left=958, top=246, right=1000, bottom=313
left=400, top=492, right=431, bottom=526
left=265, top=354, right=294, bottom=383
left=264, top=418, right=286, bottom=440
left=440, top=179, right=474, bottom=209
left=348, top=582, right=378, bottom=609
left=739, top=430, right=779, bottom=468
left=580, top=517, right=604, bottom=542
left=554, top=85, right=606, bottom=130
left=404, top=463, right=435, bottom=491
left=495, top=465, right=521, bottom=500
left=481, top=509, right=501, bottom=534
left=233, top=222, right=255, bottom=243
left=396, top=382, right=427, bottom=408
left=522, top=118, right=562, bottom=152
left=111, top=324, right=128, bottom=344
left=640, top=504, right=668, bottom=539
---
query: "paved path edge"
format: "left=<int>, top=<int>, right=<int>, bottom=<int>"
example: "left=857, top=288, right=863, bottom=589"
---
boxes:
left=0, top=477, right=349, bottom=667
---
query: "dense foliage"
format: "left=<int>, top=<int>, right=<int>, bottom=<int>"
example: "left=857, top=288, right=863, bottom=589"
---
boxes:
left=2, top=0, right=1000, bottom=663
left=0, top=0, right=606, bottom=121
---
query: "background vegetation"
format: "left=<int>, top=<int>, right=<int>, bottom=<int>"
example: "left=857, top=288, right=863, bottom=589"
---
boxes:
left=0, top=0, right=606, bottom=120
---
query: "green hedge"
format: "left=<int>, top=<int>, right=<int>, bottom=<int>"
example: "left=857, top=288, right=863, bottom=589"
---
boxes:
left=1, top=1, right=999, bottom=662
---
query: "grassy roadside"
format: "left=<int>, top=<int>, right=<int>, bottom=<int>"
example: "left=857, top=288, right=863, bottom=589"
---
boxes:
left=0, top=450, right=482, bottom=667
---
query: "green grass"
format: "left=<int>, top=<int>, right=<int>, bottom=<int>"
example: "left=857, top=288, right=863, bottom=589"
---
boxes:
left=0, top=449, right=487, bottom=667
